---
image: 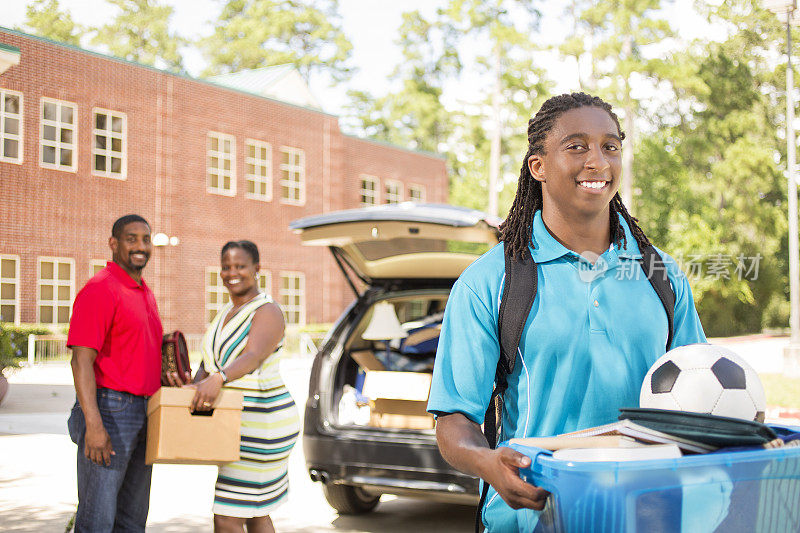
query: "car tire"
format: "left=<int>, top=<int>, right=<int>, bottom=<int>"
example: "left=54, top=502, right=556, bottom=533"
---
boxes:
left=322, top=484, right=380, bottom=514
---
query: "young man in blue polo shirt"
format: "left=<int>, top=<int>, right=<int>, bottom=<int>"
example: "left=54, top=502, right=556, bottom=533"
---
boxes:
left=428, top=93, right=706, bottom=532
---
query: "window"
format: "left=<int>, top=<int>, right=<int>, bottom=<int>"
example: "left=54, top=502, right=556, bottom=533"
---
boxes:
left=40, top=98, right=77, bottom=171
left=258, top=270, right=272, bottom=295
left=245, top=139, right=272, bottom=201
left=205, top=267, right=231, bottom=324
left=0, top=255, right=20, bottom=324
left=279, top=147, right=305, bottom=205
left=359, top=175, right=379, bottom=206
left=93, top=109, right=126, bottom=179
left=38, top=257, right=74, bottom=325
left=385, top=180, right=402, bottom=204
left=207, top=132, right=235, bottom=196
left=0, top=89, right=22, bottom=164
left=409, top=184, right=426, bottom=202
left=280, top=272, right=305, bottom=326
left=90, top=260, right=106, bottom=277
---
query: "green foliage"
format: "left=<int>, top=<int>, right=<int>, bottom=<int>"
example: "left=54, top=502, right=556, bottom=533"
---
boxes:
left=0, top=324, right=55, bottom=364
left=91, top=0, right=185, bottom=72
left=201, top=0, right=353, bottom=82
left=0, top=323, right=17, bottom=371
left=632, top=2, right=791, bottom=337
left=20, top=0, right=84, bottom=45
left=346, top=1, right=550, bottom=217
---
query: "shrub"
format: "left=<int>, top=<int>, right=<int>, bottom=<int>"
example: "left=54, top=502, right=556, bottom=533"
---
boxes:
left=0, top=323, right=21, bottom=371
left=0, top=323, right=56, bottom=363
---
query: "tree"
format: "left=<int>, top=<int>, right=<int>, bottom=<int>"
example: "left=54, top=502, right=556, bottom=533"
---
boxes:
left=201, top=0, right=353, bottom=82
left=20, top=0, right=83, bottom=46
left=444, top=0, right=549, bottom=217
left=91, top=0, right=184, bottom=72
left=634, top=0, right=791, bottom=336
left=345, top=2, right=550, bottom=216
left=564, top=1, right=676, bottom=212
left=344, top=9, right=460, bottom=154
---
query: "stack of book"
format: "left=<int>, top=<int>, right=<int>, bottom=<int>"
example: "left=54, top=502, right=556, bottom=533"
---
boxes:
left=509, top=419, right=716, bottom=462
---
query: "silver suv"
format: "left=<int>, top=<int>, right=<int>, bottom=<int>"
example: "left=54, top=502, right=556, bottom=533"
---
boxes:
left=290, top=203, right=500, bottom=514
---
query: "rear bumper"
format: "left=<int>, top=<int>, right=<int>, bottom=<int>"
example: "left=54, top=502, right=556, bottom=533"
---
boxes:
left=303, top=431, right=479, bottom=502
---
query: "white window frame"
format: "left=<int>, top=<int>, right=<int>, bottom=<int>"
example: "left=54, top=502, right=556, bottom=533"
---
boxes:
left=207, top=132, right=236, bottom=196
left=90, top=259, right=107, bottom=277
left=279, top=146, right=305, bottom=205
left=37, top=256, right=75, bottom=325
left=0, top=89, right=23, bottom=165
left=40, top=97, right=77, bottom=172
left=205, top=267, right=231, bottom=325
left=279, top=271, right=305, bottom=326
left=245, top=139, right=272, bottom=201
left=408, top=184, right=426, bottom=202
left=257, top=269, right=272, bottom=296
left=359, top=175, right=380, bottom=206
left=0, top=254, right=20, bottom=325
left=92, top=108, right=127, bottom=180
left=384, top=179, right=403, bottom=204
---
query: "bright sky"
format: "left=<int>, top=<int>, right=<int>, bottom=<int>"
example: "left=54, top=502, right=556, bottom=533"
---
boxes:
left=4, top=0, right=722, bottom=117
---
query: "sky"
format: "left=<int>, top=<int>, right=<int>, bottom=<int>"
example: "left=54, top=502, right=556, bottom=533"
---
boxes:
left=4, top=0, right=722, bottom=118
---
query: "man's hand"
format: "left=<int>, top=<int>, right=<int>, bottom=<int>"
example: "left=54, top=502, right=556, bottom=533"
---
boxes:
left=483, top=447, right=549, bottom=510
left=84, top=422, right=115, bottom=466
left=163, top=371, right=191, bottom=387
left=435, top=412, right=549, bottom=511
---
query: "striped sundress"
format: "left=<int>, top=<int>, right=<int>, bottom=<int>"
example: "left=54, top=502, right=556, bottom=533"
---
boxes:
left=201, top=292, right=301, bottom=518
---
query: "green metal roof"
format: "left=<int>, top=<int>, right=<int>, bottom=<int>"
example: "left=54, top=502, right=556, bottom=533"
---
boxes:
left=0, top=42, right=20, bottom=54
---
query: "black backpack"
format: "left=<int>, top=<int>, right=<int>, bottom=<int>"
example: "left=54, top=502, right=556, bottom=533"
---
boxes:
left=474, top=243, right=676, bottom=532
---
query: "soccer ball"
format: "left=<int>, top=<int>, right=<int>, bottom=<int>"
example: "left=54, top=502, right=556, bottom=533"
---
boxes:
left=640, top=344, right=767, bottom=422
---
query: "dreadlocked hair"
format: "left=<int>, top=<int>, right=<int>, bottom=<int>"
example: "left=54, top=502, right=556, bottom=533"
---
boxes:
left=500, top=92, right=651, bottom=260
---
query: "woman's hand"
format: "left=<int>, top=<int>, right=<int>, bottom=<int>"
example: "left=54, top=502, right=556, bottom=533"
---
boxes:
left=187, top=372, right=224, bottom=411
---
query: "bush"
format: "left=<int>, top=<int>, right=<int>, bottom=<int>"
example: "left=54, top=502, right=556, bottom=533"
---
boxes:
left=0, top=323, right=17, bottom=371
left=0, top=323, right=56, bottom=363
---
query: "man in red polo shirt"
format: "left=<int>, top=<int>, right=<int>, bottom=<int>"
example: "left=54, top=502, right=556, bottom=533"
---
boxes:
left=67, top=214, right=163, bottom=532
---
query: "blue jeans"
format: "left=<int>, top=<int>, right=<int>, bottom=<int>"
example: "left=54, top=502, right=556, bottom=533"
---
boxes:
left=68, top=388, right=152, bottom=533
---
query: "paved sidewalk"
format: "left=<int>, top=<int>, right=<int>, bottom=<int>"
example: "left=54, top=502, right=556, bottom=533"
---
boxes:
left=0, top=359, right=474, bottom=532
left=1, top=336, right=797, bottom=531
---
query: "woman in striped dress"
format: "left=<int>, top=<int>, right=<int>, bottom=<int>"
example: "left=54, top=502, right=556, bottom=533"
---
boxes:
left=188, top=240, right=300, bottom=533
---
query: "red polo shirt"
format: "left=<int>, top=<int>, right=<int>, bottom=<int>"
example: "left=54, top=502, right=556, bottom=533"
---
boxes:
left=67, top=262, right=163, bottom=396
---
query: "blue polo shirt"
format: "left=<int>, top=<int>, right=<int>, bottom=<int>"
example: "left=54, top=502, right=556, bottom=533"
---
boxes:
left=427, top=210, right=706, bottom=532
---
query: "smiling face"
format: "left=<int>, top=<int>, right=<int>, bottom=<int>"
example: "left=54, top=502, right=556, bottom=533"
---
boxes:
left=528, top=106, right=622, bottom=220
left=220, top=246, right=259, bottom=298
left=109, top=221, right=152, bottom=279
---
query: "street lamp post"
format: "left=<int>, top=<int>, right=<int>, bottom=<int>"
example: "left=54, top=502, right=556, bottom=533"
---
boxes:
left=766, top=0, right=800, bottom=376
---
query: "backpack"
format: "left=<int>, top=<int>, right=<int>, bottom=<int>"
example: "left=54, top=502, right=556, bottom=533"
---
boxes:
left=474, top=243, right=676, bottom=532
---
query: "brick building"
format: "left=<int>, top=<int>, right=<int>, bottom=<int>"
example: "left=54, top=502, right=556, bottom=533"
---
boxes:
left=0, top=28, right=448, bottom=334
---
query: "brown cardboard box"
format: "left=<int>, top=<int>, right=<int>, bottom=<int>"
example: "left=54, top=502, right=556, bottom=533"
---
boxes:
left=362, top=371, right=434, bottom=430
left=350, top=350, right=386, bottom=371
left=145, top=387, right=244, bottom=465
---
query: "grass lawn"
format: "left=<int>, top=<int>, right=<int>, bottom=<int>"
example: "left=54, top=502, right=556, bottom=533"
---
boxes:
left=759, top=373, right=800, bottom=409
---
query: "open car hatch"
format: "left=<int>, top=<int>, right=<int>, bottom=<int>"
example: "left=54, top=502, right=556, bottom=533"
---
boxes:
left=290, top=203, right=500, bottom=289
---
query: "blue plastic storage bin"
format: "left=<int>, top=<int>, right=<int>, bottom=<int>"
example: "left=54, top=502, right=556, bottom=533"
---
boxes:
left=510, top=441, right=800, bottom=533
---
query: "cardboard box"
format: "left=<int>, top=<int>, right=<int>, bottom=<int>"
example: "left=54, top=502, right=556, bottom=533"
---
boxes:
left=362, top=371, right=434, bottom=430
left=145, top=387, right=244, bottom=465
left=350, top=350, right=386, bottom=371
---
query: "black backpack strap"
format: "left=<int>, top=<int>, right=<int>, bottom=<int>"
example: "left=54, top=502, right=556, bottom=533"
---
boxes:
left=639, top=245, right=675, bottom=352
left=476, top=247, right=538, bottom=532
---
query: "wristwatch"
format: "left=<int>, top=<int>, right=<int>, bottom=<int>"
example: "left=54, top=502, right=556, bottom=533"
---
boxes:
left=217, top=369, right=228, bottom=384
